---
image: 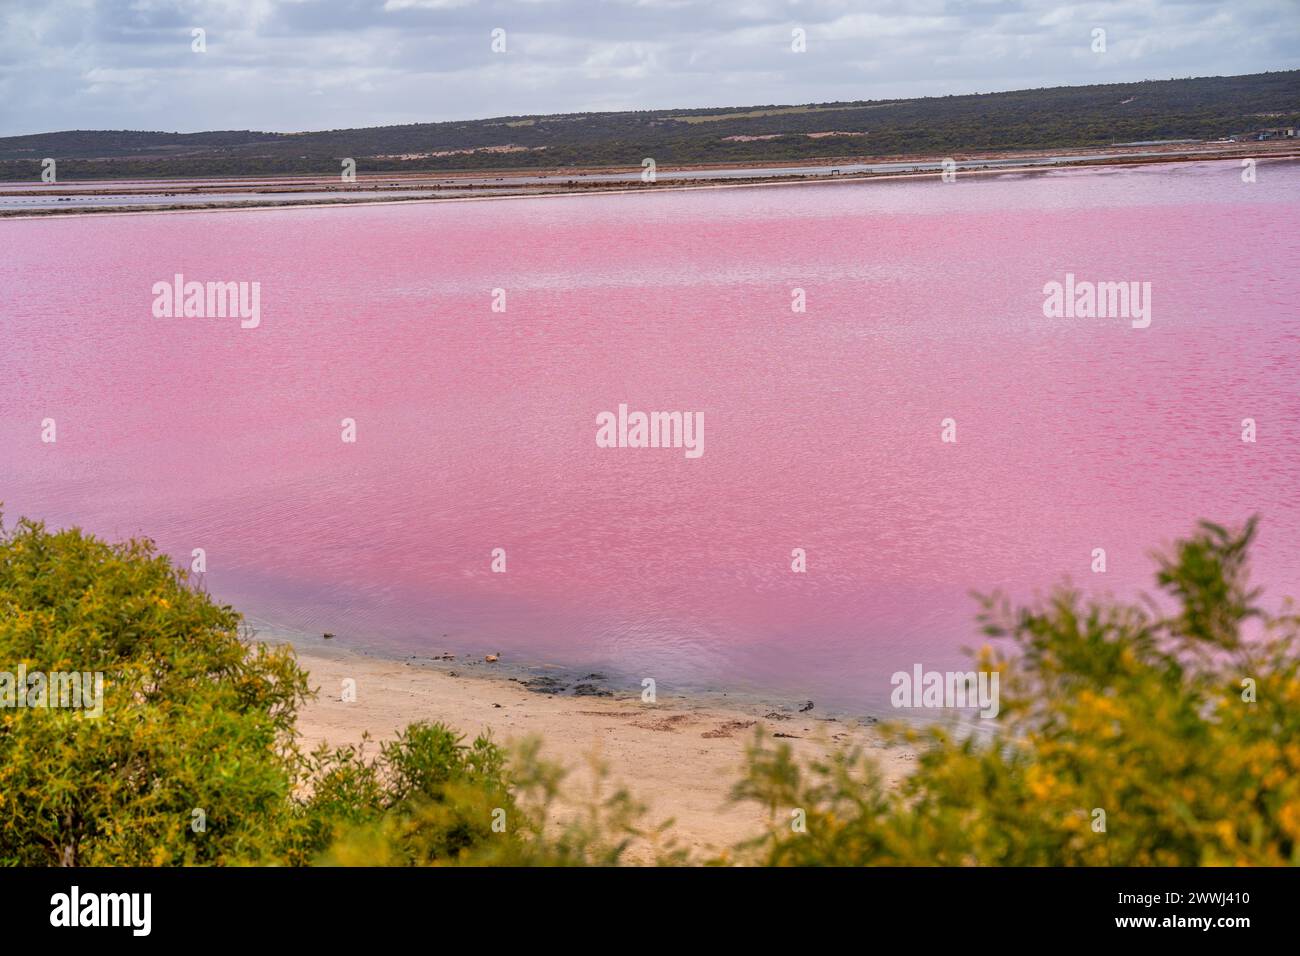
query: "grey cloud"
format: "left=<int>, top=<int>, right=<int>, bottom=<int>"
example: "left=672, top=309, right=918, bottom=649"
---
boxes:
left=0, top=0, right=1295, bottom=135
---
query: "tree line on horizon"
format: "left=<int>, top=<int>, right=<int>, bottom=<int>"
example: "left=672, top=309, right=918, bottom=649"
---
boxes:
left=1, top=70, right=1297, bottom=181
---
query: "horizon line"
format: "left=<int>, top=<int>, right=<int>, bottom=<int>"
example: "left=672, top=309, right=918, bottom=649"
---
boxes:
left=6, top=66, right=1296, bottom=141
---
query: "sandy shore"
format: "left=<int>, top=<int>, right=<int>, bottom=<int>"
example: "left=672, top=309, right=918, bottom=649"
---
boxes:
left=290, top=641, right=916, bottom=863
left=8, top=142, right=1296, bottom=219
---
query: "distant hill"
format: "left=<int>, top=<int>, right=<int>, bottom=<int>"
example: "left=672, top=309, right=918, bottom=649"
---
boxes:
left=2, top=70, right=1296, bottom=180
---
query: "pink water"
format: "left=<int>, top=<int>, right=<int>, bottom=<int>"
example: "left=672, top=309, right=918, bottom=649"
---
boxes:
left=3, top=160, right=1298, bottom=712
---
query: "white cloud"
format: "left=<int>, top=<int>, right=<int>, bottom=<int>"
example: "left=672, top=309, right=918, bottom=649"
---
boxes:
left=0, top=0, right=1295, bottom=135
left=383, top=0, right=478, bottom=11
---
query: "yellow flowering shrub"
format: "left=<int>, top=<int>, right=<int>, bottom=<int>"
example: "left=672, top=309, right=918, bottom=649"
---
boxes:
left=734, top=518, right=1300, bottom=865
left=0, top=515, right=309, bottom=864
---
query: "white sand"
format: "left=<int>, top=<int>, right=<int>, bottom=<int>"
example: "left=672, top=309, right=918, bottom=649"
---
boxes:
left=291, top=642, right=916, bottom=863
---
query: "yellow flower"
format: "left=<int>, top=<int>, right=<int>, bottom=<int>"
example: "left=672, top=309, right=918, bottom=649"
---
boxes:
left=1214, top=820, right=1237, bottom=846
left=1279, top=801, right=1300, bottom=839
left=1026, top=767, right=1057, bottom=801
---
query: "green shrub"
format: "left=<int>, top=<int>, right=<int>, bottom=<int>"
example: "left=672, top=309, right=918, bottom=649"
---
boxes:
left=733, top=517, right=1300, bottom=865
left=309, top=723, right=517, bottom=865
left=8, top=510, right=1294, bottom=867
left=0, top=512, right=667, bottom=867
left=315, top=734, right=682, bottom=866
left=0, top=515, right=308, bottom=865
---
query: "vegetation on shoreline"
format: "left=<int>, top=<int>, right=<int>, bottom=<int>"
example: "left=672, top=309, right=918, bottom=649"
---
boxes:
left=1, top=512, right=1295, bottom=865
left=2, top=70, right=1296, bottom=181
left=738, top=518, right=1300, bottom=865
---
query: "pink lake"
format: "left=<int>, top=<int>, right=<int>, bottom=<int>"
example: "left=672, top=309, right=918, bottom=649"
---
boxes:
left=2, top=159, right=1298, bottom=713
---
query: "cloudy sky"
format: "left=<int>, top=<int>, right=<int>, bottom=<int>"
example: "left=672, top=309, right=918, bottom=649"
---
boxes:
left=2, top=0, right=1296, bottom=136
